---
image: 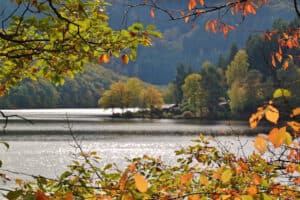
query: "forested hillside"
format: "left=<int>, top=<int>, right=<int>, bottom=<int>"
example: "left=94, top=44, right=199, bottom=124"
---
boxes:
left=106, top=0, right=296, bottom=84
left=0, top=64, right=126, bottom=108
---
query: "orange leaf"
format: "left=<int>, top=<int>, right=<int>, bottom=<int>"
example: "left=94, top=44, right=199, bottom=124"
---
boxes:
left=181, top=172, right=193, bottom=185
left=150, top=8, right=155, bottom=18
left=245, top=3, right=256, bottom=15
left=134, top=173, right=148, bottom=193
left=189, top=195, right=200, bottom=200
left=199, top=0, right=204, bottom=6
left=119, top=169, right=129, bottom=191
left=291, top=107, right=300, bottom=117
left=247, top=186, right=258, bottom=196
left=188, top=0, right=197, bottom=10
left=253, top=174, right=262, bottom=185
left=128, top=163, right=135, bottom=173
left=275, top=52, right=282, bottom=62
left=65, top=192, right=74, bottom=200
left=122, top=54, right=129, bottom=64
left=283, top=60, right=289, bottom=71
left=283, top=32, right=289, bottom=39
left=265, top=105, right=279, bottom=124
left=268, top=127, right=285, bottom=148
left=254, top=136, right=267, bottom=154
left=287, top=121, right=300, bottom=133
left=287, top=39, right=293, bottom=48
left=271, top=54, right=276, bottom=67
left=100, top=54, right=110, bottom=64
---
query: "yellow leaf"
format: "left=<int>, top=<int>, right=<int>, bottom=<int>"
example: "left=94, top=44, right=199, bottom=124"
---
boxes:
left=265, top=105, right=279, bottom=124
left=181, top=172, right=193, bottom=185
left=254, top=136, right=267, bottom=154
left=134, top=173, right=148, bottom=193
left=199, top=174, right=209, bottom=186
left=221, top=169, right=232, bottom=184
left=283, top=131, right=292, bottom=145
left=291, top=107, right=300, bottom=117
left=268, top=127, right=285, bottom=148
left=273, top=88, right=291, bottom=98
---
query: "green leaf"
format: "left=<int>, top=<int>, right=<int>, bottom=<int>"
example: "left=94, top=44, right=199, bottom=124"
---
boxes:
left=262, top=193, right=273, bottom=200
left=273, top=88, right=291, bottom=98
left=6, top=190, right=23, bottom=200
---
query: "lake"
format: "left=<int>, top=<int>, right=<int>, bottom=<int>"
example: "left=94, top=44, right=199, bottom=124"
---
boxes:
left=0, top=109, right=258, bottom=180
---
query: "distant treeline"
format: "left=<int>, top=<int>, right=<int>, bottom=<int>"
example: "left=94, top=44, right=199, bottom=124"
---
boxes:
left=0, top=64, right=125, bottom=108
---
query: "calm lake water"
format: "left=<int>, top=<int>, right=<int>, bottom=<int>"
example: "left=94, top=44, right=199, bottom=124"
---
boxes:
left=0, top=109, right=258, bottom=180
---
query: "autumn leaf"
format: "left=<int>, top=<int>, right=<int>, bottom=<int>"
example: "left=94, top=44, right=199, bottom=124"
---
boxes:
left=271, top=54, right=276, bottom=67
left=287, top=121, right=300, bottom=133
left=283, top=60, right=289, bottom=70
left=128, top=163, right=135, bottom=173
left=122, top=54, right=129, bottom=64
left=291, top=107, right=300, bottom=117
left=247, top=186, right=258, bottom=196
left=189, top=195, right=200, bottom=200
left=65, top=192, right=74, bottom=200
left=221, top=169, right=232, bottom=184
left=150, top=8, right=155, bottom=18
left=275, top=52, right=282, bottom=62
left=283, top=131, right=292, bottom=146
left=134, top=173, right=148, bottom=193
left=35, top=191, right=49, bottom=200
left=273, top=88, right=291, bottom=98
left=199, top=0, right=204, bottom=6
left=181, top=172, right=193, bottom=185
left=286, top=39, right=293, bottom=48
left=268, top=127, right=285, bottom=148
left=265, top=105, right=279, bottom=124
left=199, top=174, right=209, bottom=186
left=254, top=136, right=267, bottom=154
left=119, top=169, right=129, bottom=191
left=184, top=16, right=190, bottom=23
left=188, top=0, right=197, bottom=10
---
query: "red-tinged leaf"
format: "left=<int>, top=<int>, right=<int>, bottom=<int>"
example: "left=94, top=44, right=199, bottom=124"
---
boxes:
left=35, top=191, right=49, bottom=200
left=65, top=192, right=74, bottom=200
left=150, top=8, right=155, bottom=18
left=134, top=173, right=148, bottom=193
left=119, top=169, right=129, bottom=191
left=188, top=0, right=197, bottom=10
left=254, top=136, right=267, bottom=154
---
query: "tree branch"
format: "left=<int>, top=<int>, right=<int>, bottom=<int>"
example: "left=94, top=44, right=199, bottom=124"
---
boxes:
left=294, top=0, right=300, bottom=17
